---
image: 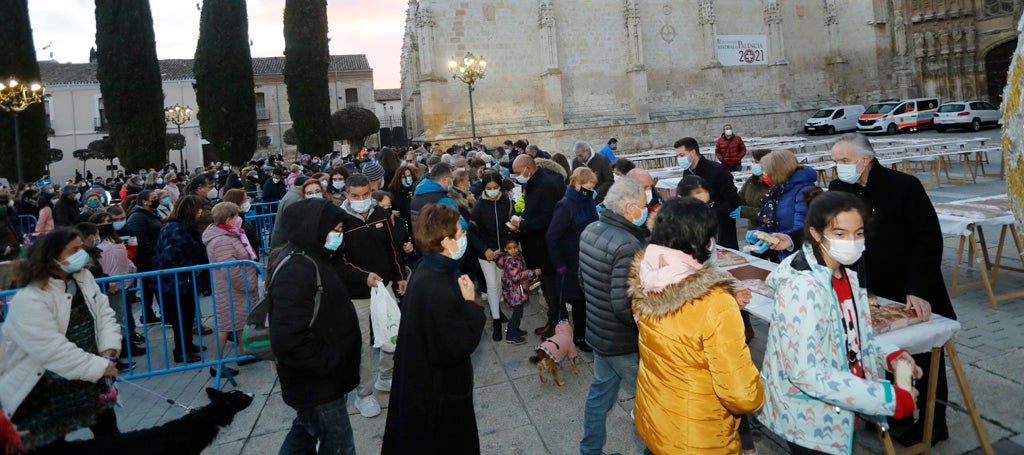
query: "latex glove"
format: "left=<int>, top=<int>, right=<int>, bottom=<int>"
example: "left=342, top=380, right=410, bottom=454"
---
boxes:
left=749, top=240, right=769, bottom=255
left=556, top=266, right=569, bottom=275
left=745, top=230, right=762, bottom=245
left=729, top=206, right=742, bottom=219
left=905, top=294, right=933, bottom=321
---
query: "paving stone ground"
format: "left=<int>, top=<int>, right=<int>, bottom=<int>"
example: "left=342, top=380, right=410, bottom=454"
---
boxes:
left=61, top=130, right=1023, bottom=454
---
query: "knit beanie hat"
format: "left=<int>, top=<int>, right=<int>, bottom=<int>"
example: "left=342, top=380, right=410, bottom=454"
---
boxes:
left=361, top=162, right=385, bottom=182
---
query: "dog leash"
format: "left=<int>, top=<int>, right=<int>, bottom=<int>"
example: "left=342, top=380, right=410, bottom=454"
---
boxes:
left=115, top=377, right=195, bottom=413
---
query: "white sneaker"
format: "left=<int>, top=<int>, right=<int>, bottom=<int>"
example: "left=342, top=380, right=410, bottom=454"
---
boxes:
left=354, top=394, right=381, bottom=418
left=374, top=377, right=392, bottom=392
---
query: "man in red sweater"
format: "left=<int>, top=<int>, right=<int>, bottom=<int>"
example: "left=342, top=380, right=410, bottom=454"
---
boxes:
left=714, top=124, right=747, bottom=172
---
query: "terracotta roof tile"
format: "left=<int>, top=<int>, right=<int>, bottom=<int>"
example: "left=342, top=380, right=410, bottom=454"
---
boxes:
left=374, top=88, right=401, bottom=101
left=38, top=54, right=370, bottom=85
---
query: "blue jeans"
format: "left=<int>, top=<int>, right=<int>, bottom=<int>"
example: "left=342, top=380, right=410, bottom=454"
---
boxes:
left=278, top=395, right=355, bottom=455
left=580, top=352, right=640, bottom=455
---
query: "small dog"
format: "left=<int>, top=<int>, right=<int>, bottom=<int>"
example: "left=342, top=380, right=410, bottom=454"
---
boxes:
left=528, top=320, right=580, bottom=386
left=35, top=388, right=254, bottom=455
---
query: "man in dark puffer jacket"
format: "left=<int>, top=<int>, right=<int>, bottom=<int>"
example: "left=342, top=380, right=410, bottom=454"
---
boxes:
left=270, top=198, right=362, bottom=454
left=577, top=178, right=649, bottom=455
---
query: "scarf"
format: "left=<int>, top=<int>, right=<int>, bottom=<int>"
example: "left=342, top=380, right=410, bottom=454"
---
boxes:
left=218, top=223, right=257, bottom=260
left=757, top=184, right=783, bottom=232
left=638, top=244, right=704, bottom=295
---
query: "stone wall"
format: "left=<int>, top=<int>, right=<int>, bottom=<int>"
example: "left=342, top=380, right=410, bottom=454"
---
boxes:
left=402, top=0, right=892, bottom=145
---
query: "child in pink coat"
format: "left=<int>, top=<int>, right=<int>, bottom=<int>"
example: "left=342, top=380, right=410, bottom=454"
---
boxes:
left=494, top=237, right=539, bottom=344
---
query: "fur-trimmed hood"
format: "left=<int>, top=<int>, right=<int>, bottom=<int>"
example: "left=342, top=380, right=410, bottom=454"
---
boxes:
left=629, top=252, right=737, bottom=319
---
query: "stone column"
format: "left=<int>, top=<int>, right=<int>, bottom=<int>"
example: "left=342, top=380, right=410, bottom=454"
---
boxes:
left=892, top=0, right=913, bottom=97
left=764, top=0, right=788, bottom=65
left=698, top=0, right=721, bottom=68
left=414, top=6, right=448, bottom=139
left=538, top=0, right=565, bottom=128
left=624, top=0, right=650, bottom=121
left=824, top=0, right=846, bottom=64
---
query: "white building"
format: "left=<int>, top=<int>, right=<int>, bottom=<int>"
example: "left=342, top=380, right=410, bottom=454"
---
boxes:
left=39, top=55, right=374, bottom=181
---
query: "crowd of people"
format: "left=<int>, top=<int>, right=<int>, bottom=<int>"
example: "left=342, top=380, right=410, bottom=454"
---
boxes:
left=0, top=129, right=954, bottom=454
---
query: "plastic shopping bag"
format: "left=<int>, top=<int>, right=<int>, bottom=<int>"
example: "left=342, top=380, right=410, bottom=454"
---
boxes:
left=370, top=281, right=401, bottom=353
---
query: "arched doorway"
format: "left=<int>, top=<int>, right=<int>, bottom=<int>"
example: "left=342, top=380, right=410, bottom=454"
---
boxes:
left=986, top=39, right=1018, bottom=106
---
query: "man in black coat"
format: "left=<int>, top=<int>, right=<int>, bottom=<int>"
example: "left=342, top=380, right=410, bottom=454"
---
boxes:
left=334, top=174, right=407, bottom=418
left=261, top=168, right=287, bottom=203
left=571, top=141, right=615, bottom=203
left=828, top=133, right=953, bottom=446
left=52, top=185, right=81, bottom=228
left=510, top=155, right=566, bottom=338
left=270, top=199, right=361, bottom=454
left=674, top=137, right=741, bottom=249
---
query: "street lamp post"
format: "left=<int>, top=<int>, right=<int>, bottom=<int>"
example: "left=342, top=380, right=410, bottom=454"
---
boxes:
left=447, top=52, right=487, bottom=141
left=0, top=79, right=46, bottom=188
left=164, top=104, right=193, bottom=170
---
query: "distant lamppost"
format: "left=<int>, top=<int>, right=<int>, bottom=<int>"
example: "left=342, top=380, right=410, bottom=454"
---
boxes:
left=447, top=52, right=487, bottom=140
left=164, top=104, right=193, bottom=170
left=0, top=79, right=45, bottom=187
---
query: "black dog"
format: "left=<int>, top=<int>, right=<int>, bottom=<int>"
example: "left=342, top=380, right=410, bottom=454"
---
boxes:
left=34, top=388, right=254, bottom=455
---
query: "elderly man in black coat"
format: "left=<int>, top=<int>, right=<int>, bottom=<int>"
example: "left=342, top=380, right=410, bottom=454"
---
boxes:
left=571, top=141, right=615, bottom=203
left=828, top=133, right=954, bottom=446
left=509, top=155, right=567, bottom=338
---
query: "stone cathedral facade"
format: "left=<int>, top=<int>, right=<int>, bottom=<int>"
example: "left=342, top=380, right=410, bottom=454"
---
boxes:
left=400, top=0, right=1021, bottom=150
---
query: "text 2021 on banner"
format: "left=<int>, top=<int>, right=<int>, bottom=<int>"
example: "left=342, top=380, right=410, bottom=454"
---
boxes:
left=716, top=35, right=768, bottom=66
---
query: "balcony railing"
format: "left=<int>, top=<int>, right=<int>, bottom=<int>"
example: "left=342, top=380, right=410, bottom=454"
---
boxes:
left=46, top=118, right=54, bottom=135
left=94, top=117, right=108, bottom=132
left=256, top=107, right=269, bottom=120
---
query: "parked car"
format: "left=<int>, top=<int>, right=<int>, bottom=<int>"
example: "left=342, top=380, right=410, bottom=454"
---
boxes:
left=933, top=101, right=1001, bottom=132
left=857, top=97, right=941, bottom=134
left=804, top=105, right=865, bottom=135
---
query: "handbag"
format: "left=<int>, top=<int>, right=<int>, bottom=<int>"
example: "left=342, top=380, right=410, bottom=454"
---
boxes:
left=242, top=251, right=323, bottom=361
left=369, top=281, right=401, bottom=353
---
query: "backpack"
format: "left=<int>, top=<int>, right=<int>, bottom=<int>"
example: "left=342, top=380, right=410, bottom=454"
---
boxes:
left=242, top=251, right=323, bottom=361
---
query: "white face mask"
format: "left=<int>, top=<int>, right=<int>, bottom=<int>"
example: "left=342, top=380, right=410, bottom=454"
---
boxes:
left=644, top=189, right=653, bottom=205
left=207, top=188, right=219, bottom=200
left=156, top=178, right=164, bottom=184
left=240, top=201, right=252, bottom=213
left=485, top=188, right=501, bottom=199
left=823, top=236, right=865, bottom=265
left=725, top=129, right=733, bottom=136
left=836, top=162, right=864, bottom=184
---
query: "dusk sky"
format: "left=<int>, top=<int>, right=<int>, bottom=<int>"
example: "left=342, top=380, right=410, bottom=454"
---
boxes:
left=28, top=0, right=408, bottom=89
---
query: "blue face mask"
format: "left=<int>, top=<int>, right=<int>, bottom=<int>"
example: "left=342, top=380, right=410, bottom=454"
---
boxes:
left=402, top=176, right=413, bottom=187
left=449, top=234, right=468, bottom=260
left=836, top=163, right=863, bottom=184
left=677, top=156, right=691, bottom=169
left=633, top=205, right=649, bottom=227
left=349, top=198, right=373, bottom=214
left=112, top=220, right=126, bottom=231
left=750, top=163, right=763, bottom=176
left=161, top=197, right=171, bottom=207
left=59, top=249, right=90, bottom=274
left=514, top=173, right=530, bottom=185
left=324, top=231, right=344, bottom=251
left=87, top=200, right=101, bottom=209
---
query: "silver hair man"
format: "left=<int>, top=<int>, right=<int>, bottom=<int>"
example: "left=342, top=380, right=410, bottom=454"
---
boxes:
left=603, top=177, right=645, bottom=216
left=831, top=133, right=876, bottom=157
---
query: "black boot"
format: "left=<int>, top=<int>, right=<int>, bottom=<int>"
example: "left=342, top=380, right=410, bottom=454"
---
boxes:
left=498, top=312, right=508, bottom=322
left=492, top=319, right=503, bottom=341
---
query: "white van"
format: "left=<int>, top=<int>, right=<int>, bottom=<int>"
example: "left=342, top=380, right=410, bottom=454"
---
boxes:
left=857, top=97, right=941, bottom=134
left=803, top=105, right=866, bottom=135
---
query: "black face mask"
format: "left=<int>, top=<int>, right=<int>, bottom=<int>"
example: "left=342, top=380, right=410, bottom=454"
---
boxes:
left=579, top=188, right=594, bottom=199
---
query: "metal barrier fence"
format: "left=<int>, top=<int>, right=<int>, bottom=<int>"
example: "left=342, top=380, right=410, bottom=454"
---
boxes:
left=249, top=200, right=279, bottom=216
left=246, top=212, right=276, bottom=261
left=18, top=214, right=37, bottom=236
left=0, top=260, right=264, bottom=389
left=246, top=190, right=263, bottom=202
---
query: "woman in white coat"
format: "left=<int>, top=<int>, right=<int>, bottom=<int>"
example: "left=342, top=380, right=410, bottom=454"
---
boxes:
left=0, top=228, right=122, bottom=450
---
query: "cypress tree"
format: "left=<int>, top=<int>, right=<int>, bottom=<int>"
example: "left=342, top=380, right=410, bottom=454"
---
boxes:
left=95, top=0, right=167, bottom=171
left=0, top=0, right=48, bottom=185
left=283, top=0, right=333, bottom=155
left=194, top=0, right=257, bottom=165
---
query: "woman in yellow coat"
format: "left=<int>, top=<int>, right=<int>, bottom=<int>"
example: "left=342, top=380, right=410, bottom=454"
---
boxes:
left=629, top=197, right=764, bottom=454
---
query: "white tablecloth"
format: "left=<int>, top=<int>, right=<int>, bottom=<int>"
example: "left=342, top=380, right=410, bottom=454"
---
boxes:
left=934, top=194, right=1015, bottom=237
left=722, top=249, right=961, bottom=355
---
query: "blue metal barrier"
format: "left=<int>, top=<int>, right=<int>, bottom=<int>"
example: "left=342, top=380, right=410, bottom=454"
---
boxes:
left=249, top=200, right=279, bottom=216
left=18, top=215, right=37, bottom=236
left=0, top=260, right=265, bottom=389
left=245, top=212, right=276, bottom=261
